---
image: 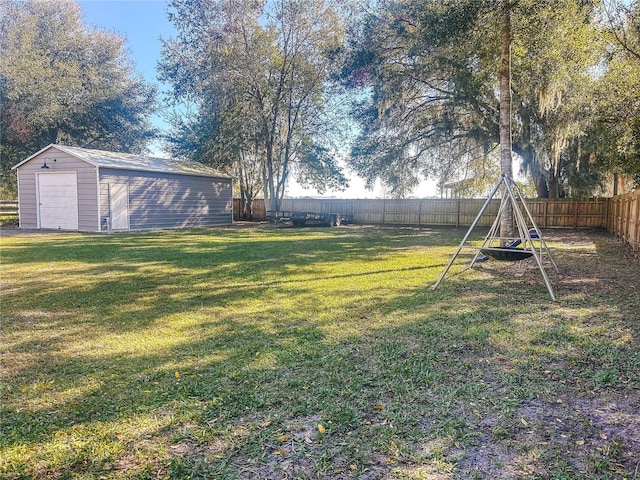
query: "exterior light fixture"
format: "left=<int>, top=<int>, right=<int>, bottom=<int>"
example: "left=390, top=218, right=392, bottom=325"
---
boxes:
left=41, top=157, right=56, bottom=169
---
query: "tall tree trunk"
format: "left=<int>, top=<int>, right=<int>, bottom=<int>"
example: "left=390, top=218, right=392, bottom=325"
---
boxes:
left=514, top=145, right=549, bottom=198
left=514, top=104, right=549, bottom=199
left=547, top=170, right=560, bottom=199
left=265, top=137, right=281, bottom=213
left=262, top=158, right=271, bottom=213
left=499, top=1, right=514, bottom=242
left=535, top=174, right=549, bottom=198
left=49, top=126, right=60, bottom=144
left=246, top=196, right=254, bottom=221
left=240, top=187, right=247, bottom=220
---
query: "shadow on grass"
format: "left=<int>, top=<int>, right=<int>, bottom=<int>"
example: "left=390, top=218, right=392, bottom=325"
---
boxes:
left=1, top=226, right=638, bottom=479
left=2, top=227, right=451, bottom=334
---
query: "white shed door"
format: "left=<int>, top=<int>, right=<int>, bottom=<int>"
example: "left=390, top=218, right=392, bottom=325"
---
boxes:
left=109, top=183, right=130, bottom=231
left=38, top=173, right=79, bottom=230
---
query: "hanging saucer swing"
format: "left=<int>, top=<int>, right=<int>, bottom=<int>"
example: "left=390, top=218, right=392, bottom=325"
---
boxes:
left=478, top=246, right=533, bottom=261
left=432, top=175, right=560, bottom=301
left=478, top=229, right=539, bottom=261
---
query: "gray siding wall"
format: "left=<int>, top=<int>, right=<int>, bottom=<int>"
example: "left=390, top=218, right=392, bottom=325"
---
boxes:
left=16, top=148, right=99, bottom=231
left=99, top=168, right=232, bottom=230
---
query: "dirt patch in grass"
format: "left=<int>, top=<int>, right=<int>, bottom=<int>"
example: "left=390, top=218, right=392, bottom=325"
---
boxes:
left=449, top=230, right=640, bottom=478
left=454, top=394, right=640, bottom=479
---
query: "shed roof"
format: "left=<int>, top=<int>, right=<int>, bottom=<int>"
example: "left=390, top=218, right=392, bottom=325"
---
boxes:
left=13, top=144, right=229, bottom=178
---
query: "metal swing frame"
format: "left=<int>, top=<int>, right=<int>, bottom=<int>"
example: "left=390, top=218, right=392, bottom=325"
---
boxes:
left=432, top=175, right=560, bottom=301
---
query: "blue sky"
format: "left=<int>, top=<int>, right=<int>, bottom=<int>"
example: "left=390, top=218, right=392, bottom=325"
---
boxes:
left=76, top=0, right=430, bottom=198
left=79, top=0, right=174, bottom=86
left=79, top=0, right=175, bottom=156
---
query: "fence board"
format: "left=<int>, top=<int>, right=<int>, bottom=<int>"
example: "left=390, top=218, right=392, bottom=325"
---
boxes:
left=234, top=198, right=267, bottom=221
left=0, top=200, right=19, bottom=222
left=608, top=190, right=639, bottom=251
left=234, top=197, right=614, bottom=230
left=6, top=193, right=632, bottom=237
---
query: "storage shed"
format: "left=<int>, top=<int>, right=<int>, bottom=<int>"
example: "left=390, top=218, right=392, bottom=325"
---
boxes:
left=12, top=144, right=233, bottom=232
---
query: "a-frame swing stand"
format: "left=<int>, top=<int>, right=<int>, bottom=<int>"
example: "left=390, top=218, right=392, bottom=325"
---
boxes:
left=432, top=175, right=560, bottom=301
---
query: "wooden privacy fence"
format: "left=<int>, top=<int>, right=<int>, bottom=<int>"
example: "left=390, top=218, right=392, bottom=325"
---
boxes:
left=0, top=200, right=19, bottom=223
left=5, top=194, right=637, bottom=250
left=234, top=197, right=610, bottom=229
left=608, top=190, right=640, bottom=251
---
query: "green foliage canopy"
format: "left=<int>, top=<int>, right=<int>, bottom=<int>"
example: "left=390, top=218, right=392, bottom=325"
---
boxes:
left=343, top=0, right=634, bottom=198
left=0, top=0, right=157, bottom=198
left=160, top=0, right=350, bottom=212
left=583, top=0, right=640, bottom=191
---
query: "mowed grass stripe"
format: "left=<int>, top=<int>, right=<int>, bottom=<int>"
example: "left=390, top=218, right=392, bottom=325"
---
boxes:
left=1, top=226, right=638, bottom=479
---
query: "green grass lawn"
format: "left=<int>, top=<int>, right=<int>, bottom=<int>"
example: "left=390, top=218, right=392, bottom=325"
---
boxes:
left=1, top=225, right=638, bottom=479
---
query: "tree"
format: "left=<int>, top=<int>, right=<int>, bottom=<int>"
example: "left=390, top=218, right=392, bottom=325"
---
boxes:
left=508, top=1, right=605, bottom=199
left=589, top=0, right=640, bottom=191
left=345, top=1, right=498, bottom=197
left=160, top=0, right=349, bottom=214
left=0, top=0, right=157, bottom=198
left=162, top=91, right=265, bottom=219
left=343, top=0, right=605, bottom=205
left=498, top=0, right=514, bottom=237
left=603, top=0, right=640, bottom=60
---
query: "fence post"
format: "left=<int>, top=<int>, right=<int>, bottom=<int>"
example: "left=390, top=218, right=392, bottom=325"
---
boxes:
left=616, top=197, right=622, bottom=237
left=543, top=200, right=548, bottom=229
left=231, top=195, right=632, bottom=231
left=0, top=200, right=19, bottom=224
left=615, top=197, right=620, bottom=236
left=626, top=195, right=632, bottom=244
left=382, top=199, right=386, bottom=225
left=635, top=191, right=640, bottom=251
